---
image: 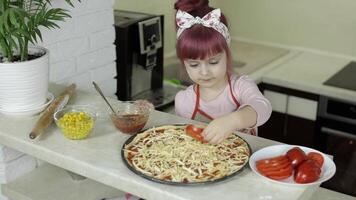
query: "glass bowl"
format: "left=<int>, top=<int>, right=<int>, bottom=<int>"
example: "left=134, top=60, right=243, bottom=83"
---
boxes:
left=54, top=106, right=97, bottom=140
left=110, top=100, right=153, bottom=134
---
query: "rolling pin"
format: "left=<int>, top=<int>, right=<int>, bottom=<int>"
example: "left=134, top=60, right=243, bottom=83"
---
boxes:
left=29, top=84, right=76, bottom=139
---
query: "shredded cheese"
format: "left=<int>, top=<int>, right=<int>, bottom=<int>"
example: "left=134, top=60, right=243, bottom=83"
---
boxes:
left=123, top=125, right=250, bottom=183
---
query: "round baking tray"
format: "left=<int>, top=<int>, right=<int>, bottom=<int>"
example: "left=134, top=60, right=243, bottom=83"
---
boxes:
left=121, top=124, right=252, bottom=186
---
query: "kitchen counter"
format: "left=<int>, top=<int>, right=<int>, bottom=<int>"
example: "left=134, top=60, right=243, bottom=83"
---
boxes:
left=262, top=51, right=356, bottom=102
left=229, top=40, right=289, bottom=75
left=0, top=84, right=319, bottom=200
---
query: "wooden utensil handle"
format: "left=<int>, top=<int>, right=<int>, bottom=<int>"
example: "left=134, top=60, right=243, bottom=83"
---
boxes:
left=29, top=84, right=76, bottom=139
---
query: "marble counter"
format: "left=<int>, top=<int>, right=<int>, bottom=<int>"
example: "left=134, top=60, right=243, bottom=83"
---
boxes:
left=0, top=85, right=318, bottom=200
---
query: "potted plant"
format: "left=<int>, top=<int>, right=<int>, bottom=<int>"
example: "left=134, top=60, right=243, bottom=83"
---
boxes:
left=0, top=0, right=79, bottom=116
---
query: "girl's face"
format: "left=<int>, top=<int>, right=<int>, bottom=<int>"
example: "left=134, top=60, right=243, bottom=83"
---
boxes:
left=183, top=51, right=227, bottom=88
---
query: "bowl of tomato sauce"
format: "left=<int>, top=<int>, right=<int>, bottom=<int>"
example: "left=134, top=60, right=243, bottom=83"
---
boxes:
left=110, top=100, right=153, bottom=134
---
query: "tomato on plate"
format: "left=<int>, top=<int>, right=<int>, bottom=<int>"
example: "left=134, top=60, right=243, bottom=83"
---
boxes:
left=185, top=124, right=206, bottom=143
left=256, top=155, right=293, bottom=180
left=294, top=159, right=321, bottom=183
left=256, top=159, right=290, bottom=172
left=266, top=166, right=293, bottom=180
left=256, top=155, right=288, bottom=165
left=286, top=147, right=306, bottom=168
left=260, top=165, right=293, bottom=178
left=307, top=152, right=324, bottom=168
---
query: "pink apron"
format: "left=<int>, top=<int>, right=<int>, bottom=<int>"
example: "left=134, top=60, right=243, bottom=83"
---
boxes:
left=190, top=76, right=257, bottom=136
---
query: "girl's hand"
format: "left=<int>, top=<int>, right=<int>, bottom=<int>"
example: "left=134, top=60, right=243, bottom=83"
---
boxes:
left=202, top=115, right=236, bottom=144
left=202, top=106, right=258, bottom=144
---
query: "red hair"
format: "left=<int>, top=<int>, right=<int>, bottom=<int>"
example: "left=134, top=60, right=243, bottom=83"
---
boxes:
left=174, top=0, right=232, bottom=72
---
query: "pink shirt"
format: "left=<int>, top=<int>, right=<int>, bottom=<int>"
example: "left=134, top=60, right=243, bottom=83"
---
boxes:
left=175, top=75, right=272, bottom=126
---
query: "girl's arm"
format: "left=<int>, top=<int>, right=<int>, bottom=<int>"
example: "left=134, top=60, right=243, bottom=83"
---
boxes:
left=174, top=88, right=195, bottom=118
left=203, top=75, right=272, bottom=144
left=227, top=105, right=258, bottom=129
left=233, top=75, right=272, bottom=127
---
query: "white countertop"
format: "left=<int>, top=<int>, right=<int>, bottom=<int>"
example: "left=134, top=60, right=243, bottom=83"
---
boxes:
left=230, top=41, right=289, bottom=75
left=0, top=85, right=318, bottom=200
left=261, top=51, right=356, bottom=102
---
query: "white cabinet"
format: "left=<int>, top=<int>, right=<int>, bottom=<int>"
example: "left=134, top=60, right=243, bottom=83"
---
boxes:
left=259, top=84, right=319, bottom=147
left=264, top=90, right=288, bottom=113
left=265, top=90, right=318, bottom=120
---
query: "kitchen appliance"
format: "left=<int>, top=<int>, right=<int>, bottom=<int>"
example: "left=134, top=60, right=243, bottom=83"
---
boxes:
left=114, top=10, right=180, bottom=109
left=324, top=61, right=356, bottom=92
left=315, top=96, right=356, bottom=197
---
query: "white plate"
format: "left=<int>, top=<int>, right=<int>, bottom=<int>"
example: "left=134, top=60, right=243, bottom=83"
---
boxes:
left=0, top=92, right=54, bottom=116
left=249, top=144, right=336, bottom=187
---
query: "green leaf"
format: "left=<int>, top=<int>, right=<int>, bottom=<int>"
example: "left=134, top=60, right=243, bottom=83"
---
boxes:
left=34, top=28, right=42, bottom=41
left=30, top=30, right=38, bottom=43
left=9, top=10, right=20, bottom=28
left=0, top=0, right=81, bottom=61
left=0, top=33, right=10, bottom=51
left=0, top=17, right=5, bottom=35
left=6, top=35, right=18, bottom=50
left=16, top=28, right=31, bottom=38
left=3, top=10, right=11, bottom=31
left=65, top=0, right=74, bottom=7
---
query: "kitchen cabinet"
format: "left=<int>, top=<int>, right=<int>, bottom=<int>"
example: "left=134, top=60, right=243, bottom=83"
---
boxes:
left=258, top=83, right=319, bottom=147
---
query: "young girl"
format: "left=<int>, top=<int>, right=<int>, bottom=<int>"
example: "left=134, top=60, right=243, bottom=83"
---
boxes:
left=174, top=0, right=272, bottom=144
left=118, top=1, right=272, bottom=199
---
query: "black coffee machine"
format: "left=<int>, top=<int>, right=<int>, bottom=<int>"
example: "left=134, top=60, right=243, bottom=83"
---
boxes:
left=114, top=10, right=179, bottom=109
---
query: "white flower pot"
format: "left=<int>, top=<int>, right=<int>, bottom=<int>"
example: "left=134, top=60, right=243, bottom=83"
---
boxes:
left=0, top=46, right=49, bottom=115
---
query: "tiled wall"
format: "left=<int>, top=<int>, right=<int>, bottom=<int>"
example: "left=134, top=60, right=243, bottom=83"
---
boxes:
left=0, top=1, right=116, bottom=198
left=41, top=0, right=117, bottom=96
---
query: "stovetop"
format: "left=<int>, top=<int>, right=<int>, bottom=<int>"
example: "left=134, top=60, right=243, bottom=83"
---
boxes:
left=324, top=61, right=356, bottom=92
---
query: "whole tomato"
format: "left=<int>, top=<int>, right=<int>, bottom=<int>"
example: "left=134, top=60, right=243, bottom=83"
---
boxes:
left=185, top=124, right=206, bottom=143
left=307, top=152, right=324, bottom=168
left=294, top=159, right=321, bottom=183
left=286, top=147, right=306, bottom=168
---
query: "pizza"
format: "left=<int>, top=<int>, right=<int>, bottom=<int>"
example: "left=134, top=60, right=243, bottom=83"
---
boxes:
left=122, top=125, right=251, bottom=183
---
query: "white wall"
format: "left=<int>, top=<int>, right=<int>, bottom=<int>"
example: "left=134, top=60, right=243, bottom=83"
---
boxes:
left=116, top=0, right=356, bottom=58
left=0, top=1, right=116, bottom=198
left=219, top=0, right=356, bottom=57
left=40, top=0, right=117, bottom=96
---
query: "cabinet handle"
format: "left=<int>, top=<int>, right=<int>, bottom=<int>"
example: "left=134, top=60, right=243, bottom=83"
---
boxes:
left=321, top=127, right=356, bottom=141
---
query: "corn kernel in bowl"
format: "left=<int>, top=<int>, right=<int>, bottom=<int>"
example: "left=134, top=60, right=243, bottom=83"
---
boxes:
left=54, top=107, right=96, bottom=140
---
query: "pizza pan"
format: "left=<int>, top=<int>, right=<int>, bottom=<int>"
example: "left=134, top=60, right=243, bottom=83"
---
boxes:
left=121, top=124, right=252, bottom=186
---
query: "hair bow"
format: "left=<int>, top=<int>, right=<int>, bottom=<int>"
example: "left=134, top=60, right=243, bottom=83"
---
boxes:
left=176, top=8, right=231, bottom=44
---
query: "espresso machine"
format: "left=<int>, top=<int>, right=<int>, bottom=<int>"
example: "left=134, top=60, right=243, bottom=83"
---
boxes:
left=114, top=10, right=180, bottom=109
